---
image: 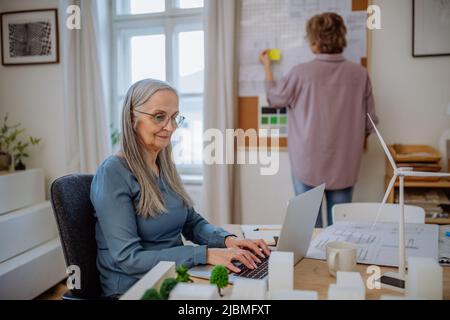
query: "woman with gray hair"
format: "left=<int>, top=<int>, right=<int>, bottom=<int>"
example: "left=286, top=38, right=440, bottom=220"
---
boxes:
left=91, top=79, right=270, bottom=298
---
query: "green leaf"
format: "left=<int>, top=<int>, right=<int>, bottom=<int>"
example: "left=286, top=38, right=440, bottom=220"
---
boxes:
left=210, top=265, right=229, bottom=290
left=159, top=278, right=178, bottom=300
left=175, top=264, right=192, bottom=283
left=141, top=288, right=162, bottom=300
left=0, top=114, right=41, bottom=155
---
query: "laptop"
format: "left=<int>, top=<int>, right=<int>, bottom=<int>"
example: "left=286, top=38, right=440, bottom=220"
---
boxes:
left=188, top=183, right=325, bottom=283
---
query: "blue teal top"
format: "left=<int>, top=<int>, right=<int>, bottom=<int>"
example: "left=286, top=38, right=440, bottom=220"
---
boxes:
left=90, top=155, right=232, bottom=296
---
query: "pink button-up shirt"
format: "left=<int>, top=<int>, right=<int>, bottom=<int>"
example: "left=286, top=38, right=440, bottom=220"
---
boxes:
left=265, top=54, right=378, bottom=190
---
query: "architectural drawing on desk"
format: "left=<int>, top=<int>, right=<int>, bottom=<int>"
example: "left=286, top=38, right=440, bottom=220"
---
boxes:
left=373, top=224, right=434, bottom=266
left=306, top=221, right=439, bottom=267
left=310, top=225, right=379, bottom=263
left=379, top=239, right=418, bottom=250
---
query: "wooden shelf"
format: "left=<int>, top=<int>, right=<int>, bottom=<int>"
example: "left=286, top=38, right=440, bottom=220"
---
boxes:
left=391, top=177, right=450, bottom=188
left=383, top=144, right=450, bottom=224
left=425, top=218, right=450, bottom=225
left=385, top=176, right=450, bottom=201
left=384, top=175, right=450, bottom=225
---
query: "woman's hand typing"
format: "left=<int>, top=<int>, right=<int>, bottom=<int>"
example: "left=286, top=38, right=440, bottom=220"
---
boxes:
left=225, top=236, right=271, bottom=258
left=206, top=237, right=271, bottom=273
left=207, top=247, right=260, bottom=273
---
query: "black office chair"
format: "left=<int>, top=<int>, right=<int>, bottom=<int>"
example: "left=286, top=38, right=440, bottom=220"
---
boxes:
left=50, top=174, right=103, bottom=300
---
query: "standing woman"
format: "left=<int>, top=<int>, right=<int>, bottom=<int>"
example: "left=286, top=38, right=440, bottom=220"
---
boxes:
left=91, top=79, right=270, bottom=298
left=260, top=13, right=378, bottom=227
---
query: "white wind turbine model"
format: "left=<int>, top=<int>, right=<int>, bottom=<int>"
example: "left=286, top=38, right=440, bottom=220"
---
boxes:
left=368, top=114, right=450, bottom=292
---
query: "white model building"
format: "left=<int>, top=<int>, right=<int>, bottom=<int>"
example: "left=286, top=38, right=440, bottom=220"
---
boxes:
left=230, top=278, right=267, bottom=300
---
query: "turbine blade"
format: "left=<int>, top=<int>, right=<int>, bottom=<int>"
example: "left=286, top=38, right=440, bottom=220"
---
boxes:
left=371, top=175, right=397, bottom=229
left=367, top=114, right=397, bottom=171
left=401, top=171, right=450, bottom=177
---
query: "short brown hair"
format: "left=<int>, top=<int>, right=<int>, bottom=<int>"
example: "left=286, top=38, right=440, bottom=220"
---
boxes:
left=306, top=13, right=347, bottom=54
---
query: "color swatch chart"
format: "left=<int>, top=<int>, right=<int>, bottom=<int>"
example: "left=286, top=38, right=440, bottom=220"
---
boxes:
left=258, top=95, right=288, bottom=136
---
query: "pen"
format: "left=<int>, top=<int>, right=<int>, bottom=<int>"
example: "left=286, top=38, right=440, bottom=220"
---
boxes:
left=253, top=228, right=281, bottom=231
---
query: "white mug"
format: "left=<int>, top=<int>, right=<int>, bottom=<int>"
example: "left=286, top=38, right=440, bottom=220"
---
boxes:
left=326, top=241, right=357, bottom=277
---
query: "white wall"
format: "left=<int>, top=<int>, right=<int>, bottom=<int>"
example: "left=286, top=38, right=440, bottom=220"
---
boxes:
left=239, top=0, right=450, bottom=224
left=355, top=0, right=450, bottom=202
left=239, top=152, right=294, bottom=225
left=0, top=0, right=67, bottom=197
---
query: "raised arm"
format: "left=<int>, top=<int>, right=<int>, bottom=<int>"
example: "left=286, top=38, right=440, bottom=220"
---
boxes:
left=260, top=50, right=300, bottom=108
left=260, top=49, right=275, bottom=81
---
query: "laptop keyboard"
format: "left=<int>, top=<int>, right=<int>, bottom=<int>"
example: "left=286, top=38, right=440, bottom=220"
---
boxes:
left=233, top=255, right=269, bottom=279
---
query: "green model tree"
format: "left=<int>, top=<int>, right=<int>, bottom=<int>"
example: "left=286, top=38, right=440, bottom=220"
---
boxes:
left=210, top=265, right=228, bottom=297
left=176, top=264, right=193, bottom=283
left=159, top=278, right=179, bottom=300
left=141, top=288, right=162, bottom=300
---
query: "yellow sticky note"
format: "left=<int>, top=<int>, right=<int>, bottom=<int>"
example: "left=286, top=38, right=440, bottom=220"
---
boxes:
left=269, top=49, right=281, bottom=61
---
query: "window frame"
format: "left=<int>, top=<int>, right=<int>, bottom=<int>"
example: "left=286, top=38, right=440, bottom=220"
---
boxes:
left=112, top=0, right=204, bottom=175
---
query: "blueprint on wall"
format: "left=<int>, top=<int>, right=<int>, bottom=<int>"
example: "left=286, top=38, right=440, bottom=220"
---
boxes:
left=306, top=221, right=439, bottom=267
left=239, top=0, right=367, bottom=96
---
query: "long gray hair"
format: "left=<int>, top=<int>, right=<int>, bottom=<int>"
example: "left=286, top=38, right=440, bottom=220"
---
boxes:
left=120, top=79, right=193, bottom=218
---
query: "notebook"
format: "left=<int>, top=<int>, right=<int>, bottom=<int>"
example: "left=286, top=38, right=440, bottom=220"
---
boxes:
left=240, top=224, right=281, bottom=246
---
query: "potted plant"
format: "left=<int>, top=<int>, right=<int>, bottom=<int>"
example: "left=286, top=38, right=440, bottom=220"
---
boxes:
left=13, top=137, right=41, bottom=170
left=0, top=114, right=41, bottom=172
left=0, top=114, right=21, bottom=171
left=0, top=150, right=11, bottom=172
left=110, top=125, right=121, bottom=149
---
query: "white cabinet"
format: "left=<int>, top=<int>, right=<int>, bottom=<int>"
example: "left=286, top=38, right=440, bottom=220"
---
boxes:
left=0, top=239, right=66, bottom=300
left=0, top=169, right=66, bottom=299
left=0, top=202, right=58, bottom=263
left=0, top=169, right=45, bottom=215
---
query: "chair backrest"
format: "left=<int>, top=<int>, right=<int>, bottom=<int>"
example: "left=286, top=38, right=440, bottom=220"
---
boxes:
left=50, top=174, right=102, bottom=298
left=332, top=202, right=425, bottom=224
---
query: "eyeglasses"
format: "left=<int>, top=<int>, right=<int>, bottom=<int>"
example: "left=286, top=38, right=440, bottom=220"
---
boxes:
left=134, top=110, right=185, bottom=128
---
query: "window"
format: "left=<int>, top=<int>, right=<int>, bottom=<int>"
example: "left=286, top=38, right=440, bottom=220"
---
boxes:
left=116, top=0, right=165, bottom=15
left=113, top=0, right=204, bottom=175
left=178, top=0, right=204, bottom=9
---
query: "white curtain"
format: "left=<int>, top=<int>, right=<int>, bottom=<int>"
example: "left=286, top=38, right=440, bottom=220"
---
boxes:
left=202, top=0, right=241, bottom=225
left=60, top=0, right=111, bottom=174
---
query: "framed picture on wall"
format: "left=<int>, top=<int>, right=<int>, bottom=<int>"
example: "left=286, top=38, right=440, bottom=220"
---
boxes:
left=413, top=0, right=450, bottom=57
left=1, top=9, right=59, bottom=65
